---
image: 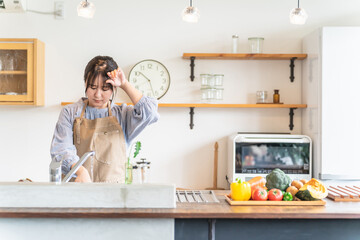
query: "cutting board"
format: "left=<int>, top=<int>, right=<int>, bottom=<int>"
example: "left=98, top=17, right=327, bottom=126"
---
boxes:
left=225, top=195, right=326, bottom=206
left=327, top=185, right=360, bottom=202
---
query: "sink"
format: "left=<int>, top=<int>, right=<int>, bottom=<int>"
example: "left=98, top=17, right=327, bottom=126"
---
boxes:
left=0, top=182, right=176, bottom=208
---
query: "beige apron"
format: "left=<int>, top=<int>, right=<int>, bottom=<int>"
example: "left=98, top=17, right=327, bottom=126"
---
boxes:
left=73, top=99, right=126, bottom=183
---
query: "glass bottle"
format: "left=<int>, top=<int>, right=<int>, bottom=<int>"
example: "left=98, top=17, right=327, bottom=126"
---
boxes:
left=136, top=158, right=151, bottom=184
left=232, top=35, right=239, bottom=53
left=132, top=165, right=140, bottom=184
left=273, top=89, right=280, bottom=103
left=125, top=160, right=133, bottom=184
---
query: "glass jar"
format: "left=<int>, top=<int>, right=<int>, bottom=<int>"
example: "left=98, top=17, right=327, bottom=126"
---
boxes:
left=248, top=37, right=264, bottom=53
left=213, top=74, right=224, bottom=86
left=200, top=74, right=208, bottom=86
left=214, top=88, right=224, bottom=100
left=201, top=87, right=215, bottom=100
left=201, top=74, right=216, bottom=87
left=201, top=87, right=223, bottom=100
left=256, top=91, right=267, bottom=103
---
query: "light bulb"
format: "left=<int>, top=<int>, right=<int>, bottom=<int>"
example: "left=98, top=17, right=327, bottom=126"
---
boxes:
left=182, top=6, right=200, bottom=23
left=77, top=1, right=95, bottom=19
left=289, top=8, right=308, bottom=25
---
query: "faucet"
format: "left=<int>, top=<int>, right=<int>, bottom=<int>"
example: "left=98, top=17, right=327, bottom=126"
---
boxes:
left=49, top=151, right=95, bottom=183
left=49, top=159, right=62, bottom=183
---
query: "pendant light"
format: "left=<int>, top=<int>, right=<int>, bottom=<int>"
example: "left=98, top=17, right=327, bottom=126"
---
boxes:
left=182, top=0, right=200, bottom=23
left=289, top=0, right=308, bottom=25
left=77, top=0, right=95, bottom=19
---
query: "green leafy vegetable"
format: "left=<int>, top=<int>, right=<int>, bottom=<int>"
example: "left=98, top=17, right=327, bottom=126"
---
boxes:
left=133, top=141, right=141, bottom=158
left=128, top=141, right=141, bottom=165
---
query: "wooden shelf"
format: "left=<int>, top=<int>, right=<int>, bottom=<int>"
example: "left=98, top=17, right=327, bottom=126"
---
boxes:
left=183, top=53, right=307, bottom=82
left=61, top=102, right=306, bottom=109
left=61, top=102, right=306, bottom=130
left=0, top=71, right=27, bottom=75
left=158, top=103, right=306, bottom=108
left=182, top=53, right=307, bottom=60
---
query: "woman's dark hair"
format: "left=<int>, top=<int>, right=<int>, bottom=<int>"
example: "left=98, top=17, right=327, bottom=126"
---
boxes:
left=84, top=56, right=118, bottom=95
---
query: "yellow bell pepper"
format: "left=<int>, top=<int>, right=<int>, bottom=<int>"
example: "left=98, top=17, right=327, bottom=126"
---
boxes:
left=230, top=178, right=252, bottom=201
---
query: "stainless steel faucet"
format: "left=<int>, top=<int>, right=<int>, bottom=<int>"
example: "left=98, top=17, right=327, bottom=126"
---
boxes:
left=49, top=151, right=95, bottom=183
left=49, top=159, right=62, bottom=183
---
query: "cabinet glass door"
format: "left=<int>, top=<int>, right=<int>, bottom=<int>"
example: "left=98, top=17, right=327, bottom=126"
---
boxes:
left=0, top=43, right=33, bottom=102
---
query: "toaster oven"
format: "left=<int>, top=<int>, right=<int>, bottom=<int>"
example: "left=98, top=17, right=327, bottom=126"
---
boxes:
left=227, top=133, right=312, bottom=183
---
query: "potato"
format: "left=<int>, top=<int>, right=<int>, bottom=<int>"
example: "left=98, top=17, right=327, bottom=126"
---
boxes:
left=300, top=179, right=307, bottom=185
left=286, top=186, right=299, bottom=197
left=291, top=180, right=303, bottom=190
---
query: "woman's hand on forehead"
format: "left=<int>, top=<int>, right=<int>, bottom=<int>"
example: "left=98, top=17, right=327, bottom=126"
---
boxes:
left=106, top=68, right=127, bottom=88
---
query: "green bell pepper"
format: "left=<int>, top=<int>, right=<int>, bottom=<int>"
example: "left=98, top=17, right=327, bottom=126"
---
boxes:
left=283, top=192, right=293, bottom=201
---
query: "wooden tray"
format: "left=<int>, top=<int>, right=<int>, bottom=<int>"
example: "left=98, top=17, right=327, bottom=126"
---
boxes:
left=327, top=185, right=360, bottom=202
left=225, top=195, right=326, bottom=206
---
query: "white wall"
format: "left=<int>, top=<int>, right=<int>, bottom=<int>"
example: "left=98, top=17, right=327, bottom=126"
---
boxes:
left=1, top=0, right=360, bottom=189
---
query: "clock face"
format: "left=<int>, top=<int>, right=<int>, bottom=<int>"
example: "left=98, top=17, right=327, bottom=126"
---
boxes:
left=128, top=59, right=170, bottom=100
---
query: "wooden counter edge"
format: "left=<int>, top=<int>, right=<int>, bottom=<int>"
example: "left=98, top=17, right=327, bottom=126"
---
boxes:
left=1, top=209, right=360, bottom=219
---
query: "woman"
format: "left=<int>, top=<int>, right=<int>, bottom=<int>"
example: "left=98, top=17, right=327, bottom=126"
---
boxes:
left=50, top=56, right=159, bottom=183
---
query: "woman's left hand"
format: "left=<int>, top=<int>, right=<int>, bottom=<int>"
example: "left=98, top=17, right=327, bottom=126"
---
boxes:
left=106, top=68, right=128, bottom=88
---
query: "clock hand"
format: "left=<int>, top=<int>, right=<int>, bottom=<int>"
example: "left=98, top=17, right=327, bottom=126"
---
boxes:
left=139, top=72, right=151, bottom=82
left=139, top=72, right=155, bottom=96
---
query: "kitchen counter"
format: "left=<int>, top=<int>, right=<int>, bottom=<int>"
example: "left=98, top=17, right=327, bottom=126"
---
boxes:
left=0, top=191, right=359, bottom=219
left=1, top=191, right=360, bottom=240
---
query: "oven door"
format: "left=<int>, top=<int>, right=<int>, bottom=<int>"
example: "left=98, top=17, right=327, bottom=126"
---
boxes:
left=235, top=138, right=311, bottom=178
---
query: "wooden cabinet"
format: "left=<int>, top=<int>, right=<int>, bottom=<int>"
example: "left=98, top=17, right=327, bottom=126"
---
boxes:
left=0, top=39, right=45, bottom=105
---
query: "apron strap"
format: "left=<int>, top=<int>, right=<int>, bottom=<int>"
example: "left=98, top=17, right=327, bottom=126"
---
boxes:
left=75, top=119, right=81, bottom=145
left=76, top=99, right=88, bottom=145
left=108, top=101, right=113, bottom=116
left=80, top=99, right=88, bottom=119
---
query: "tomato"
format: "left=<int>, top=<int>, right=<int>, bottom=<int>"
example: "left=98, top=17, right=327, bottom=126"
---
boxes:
left=251, top=187, right=268, bottom=201
left=268, top=188, right=283, bottom=201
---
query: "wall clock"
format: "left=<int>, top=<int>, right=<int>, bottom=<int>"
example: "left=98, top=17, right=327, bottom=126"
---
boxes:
left=128, top=59, right=170, bottom=100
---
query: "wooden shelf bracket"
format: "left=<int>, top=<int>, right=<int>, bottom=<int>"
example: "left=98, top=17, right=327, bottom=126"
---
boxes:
left=189, top=107, right=195, bottom=129
left=289, top=108, right=297, bottom=131
left=190, top=56, right=195, bottom=81
left=289, top=57, right=297, bottom=82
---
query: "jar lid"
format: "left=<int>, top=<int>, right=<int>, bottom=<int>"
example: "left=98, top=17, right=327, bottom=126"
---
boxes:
left=232, top=35, right=239, bottom=38
left=213, top=74, right=224, bottom=76
left=248, top=37, right=264, bottom=40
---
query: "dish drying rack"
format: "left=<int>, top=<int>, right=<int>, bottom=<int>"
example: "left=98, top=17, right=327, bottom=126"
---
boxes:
left=327, top=185, right=360, bottom=202
left=176, top=190, right=219, bottom=203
